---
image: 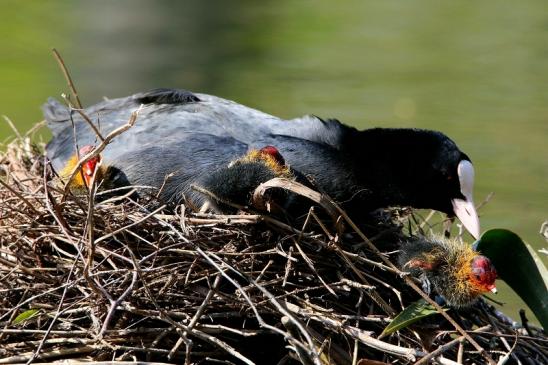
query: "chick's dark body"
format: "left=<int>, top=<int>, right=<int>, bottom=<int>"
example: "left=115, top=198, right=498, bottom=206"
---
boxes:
left=44, top=88, right=469, bottom=216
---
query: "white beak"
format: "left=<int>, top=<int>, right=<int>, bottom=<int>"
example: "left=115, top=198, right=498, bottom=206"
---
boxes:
left=451, top=160, right=480, bottom=239
left=490, top=287, right=498, bottom=294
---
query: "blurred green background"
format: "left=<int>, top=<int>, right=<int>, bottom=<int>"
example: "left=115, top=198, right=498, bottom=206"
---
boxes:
left=1, top=0, right=546, bottom=321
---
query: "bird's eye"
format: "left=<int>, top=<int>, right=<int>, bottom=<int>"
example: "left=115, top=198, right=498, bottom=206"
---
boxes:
left=475, top=274, right=481, bottom=280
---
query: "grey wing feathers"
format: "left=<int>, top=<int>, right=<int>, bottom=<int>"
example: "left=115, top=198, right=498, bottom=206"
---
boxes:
left=43, top=88, right=352, bottom=173
left=273, top=115, right=348, bottom=150
left=42, top=98, right=71, bottom=136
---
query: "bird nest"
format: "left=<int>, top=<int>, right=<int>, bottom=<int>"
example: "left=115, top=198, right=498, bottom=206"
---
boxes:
left=0, top=132, right=547, bottom=365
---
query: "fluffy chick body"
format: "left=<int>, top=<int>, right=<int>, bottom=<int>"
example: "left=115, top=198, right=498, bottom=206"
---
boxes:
left=197, top=148, right=301, bottom=214
left=398, top=236, right=497, bottom=308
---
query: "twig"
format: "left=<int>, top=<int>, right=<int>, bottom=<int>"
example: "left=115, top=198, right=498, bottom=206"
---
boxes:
left=286, top=301, right=416, bottom=361
left=61, top=105, right=142, bottom=198
left=519, top=309, right=532, bottom=336
left=197, top=248, right=322, bottom=365
left=168, top=273, right=222, bottom=362
left=134, top=251, right=256, bottom=365
left=52, top=48, right=83, bottom=109
left=2, top=115, right=22, bottom=140
left=98, top=263, right=139, bottom=338
left=414, top=325, right=491, bottom=365
left=0, top=179, right=40, bottom=215
left=0, top=346, right=97, bottom=364
left=252, top=178, right=396, bottom=315
left=61, top=93, right=105, bottom=142
left=252, top=177, right=340, bottom=224
left=23, top=256, right=80, bottom=365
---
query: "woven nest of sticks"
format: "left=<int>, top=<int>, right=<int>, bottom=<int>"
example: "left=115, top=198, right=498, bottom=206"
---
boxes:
left=0, top=130, right=547, bottom=365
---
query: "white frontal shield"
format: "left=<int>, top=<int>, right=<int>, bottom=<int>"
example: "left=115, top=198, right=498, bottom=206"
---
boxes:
left=451, top=160, right=480, bottom=239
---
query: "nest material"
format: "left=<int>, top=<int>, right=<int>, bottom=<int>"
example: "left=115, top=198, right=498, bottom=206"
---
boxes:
left=1, top=134, right=547, bottom=365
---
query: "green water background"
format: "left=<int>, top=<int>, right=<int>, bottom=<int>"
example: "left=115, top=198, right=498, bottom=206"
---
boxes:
left=1, top=0, right=546, bottom=322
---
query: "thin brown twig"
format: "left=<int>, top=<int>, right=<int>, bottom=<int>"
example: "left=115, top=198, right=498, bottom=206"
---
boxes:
left=61, top=105, right=142, bottom=198
left=52, top=48, right=83, bottom=109
left=414, top=325, right=491, bottom=365
left=61, top=94, right=105, bottom=142
left=0, top=179, right=40, bottom=215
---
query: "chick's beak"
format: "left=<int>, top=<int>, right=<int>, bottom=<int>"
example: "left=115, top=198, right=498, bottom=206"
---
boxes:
left=452, top=160, right=480, bottom=239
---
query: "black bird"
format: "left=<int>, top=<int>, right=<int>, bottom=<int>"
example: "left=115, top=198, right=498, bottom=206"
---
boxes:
left=44, top=88, right=480, bottom=238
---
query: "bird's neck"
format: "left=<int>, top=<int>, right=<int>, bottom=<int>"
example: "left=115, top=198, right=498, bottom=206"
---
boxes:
left=347, top=127, right=438, bottom=161
left=344, top=128, right=425, bottom=196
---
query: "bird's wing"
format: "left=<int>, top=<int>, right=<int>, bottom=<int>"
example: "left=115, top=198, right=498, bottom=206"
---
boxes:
left=44, top=88, right=351, bottom=171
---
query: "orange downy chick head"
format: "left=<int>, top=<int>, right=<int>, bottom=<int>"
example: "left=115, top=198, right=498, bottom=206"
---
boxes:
left=258, top=146, right=286, bottom=166
left=469, top=255, right=497, bottom=294
left=240, top=146, right=291, bottom=177
left=61, top=145, right=101, bottom=190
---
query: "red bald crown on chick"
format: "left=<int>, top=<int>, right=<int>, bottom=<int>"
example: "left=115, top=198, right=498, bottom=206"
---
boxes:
left=259, top=146, right=286, bottom=166
left=470, top=255, right=497, bottom=293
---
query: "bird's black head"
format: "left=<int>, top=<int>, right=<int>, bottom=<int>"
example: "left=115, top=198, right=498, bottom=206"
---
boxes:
left=426, top=134, right=479, bottom=239
left=354, top=128, right=480, bottom=238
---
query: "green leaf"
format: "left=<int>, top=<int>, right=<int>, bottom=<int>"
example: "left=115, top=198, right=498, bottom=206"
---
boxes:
left=474, top=228, right=548, bottom=330
left=380, top=299, right=448, bottom=337
left=13, top=308, right=41, bottom=325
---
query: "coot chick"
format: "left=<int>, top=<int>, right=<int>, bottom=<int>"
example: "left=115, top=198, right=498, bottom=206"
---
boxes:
left=398, top=236, right=497, bottom=308
left=44, top=88, right=480, bottom=237
left=191, top=146, right=311, bottom=217
left=60, top=145, right=104, bottom=191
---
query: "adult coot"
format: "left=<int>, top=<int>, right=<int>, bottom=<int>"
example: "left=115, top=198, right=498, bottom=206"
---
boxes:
left=44, top=88, right=480, bottom=238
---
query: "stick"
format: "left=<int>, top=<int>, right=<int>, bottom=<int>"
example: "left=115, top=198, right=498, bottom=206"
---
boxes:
left=61, top=93, right=105, bottom=142
left=52, top=48, right=83, bottom=109
left=61, top=105, right=142, bottom=197
left=252, top=177, right=340, bottom=223
left=414, top=325, right=491, bottom=365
